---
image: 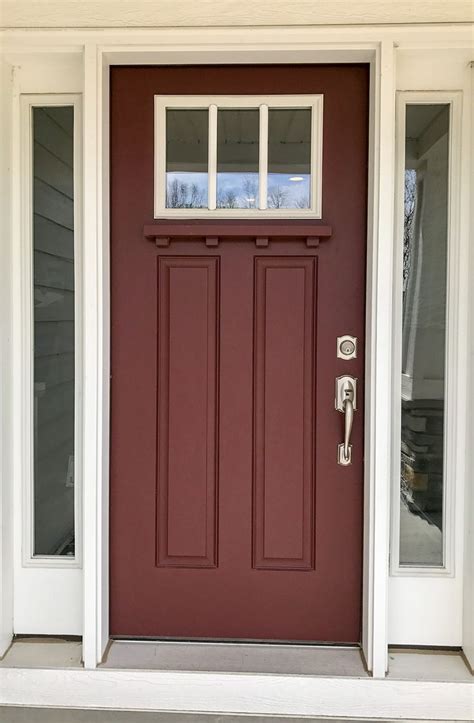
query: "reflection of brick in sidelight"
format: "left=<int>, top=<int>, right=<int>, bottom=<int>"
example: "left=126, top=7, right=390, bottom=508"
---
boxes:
left=401, top=398, right=444, bottom=526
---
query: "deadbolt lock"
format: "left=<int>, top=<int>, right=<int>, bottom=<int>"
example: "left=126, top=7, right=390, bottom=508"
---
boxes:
left=337, top=335, right=357, bottom=360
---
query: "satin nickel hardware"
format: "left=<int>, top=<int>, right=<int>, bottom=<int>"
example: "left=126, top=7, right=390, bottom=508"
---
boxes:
left=335, top=376, right=357, bottom=466
left=337, top=335, right=357, bottom=360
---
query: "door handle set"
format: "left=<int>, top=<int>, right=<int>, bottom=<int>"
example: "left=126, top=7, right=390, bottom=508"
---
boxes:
left=335, top=375, right=357, bottom=466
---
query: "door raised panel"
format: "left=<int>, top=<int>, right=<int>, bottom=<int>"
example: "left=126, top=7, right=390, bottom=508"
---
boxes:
left=253, top=257, right=317, bottom=570
left=156, top=257, right=219, bottom=568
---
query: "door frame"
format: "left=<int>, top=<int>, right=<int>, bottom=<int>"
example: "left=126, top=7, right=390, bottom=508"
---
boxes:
left=1, top=25, right=472, bottom=683
left=88, top=39, right=393, bottom=676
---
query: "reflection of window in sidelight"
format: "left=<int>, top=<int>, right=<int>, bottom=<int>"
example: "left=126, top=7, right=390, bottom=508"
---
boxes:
left=399, top=104, right=449, bottom=567
left=33, top=106, right=75, bottom=556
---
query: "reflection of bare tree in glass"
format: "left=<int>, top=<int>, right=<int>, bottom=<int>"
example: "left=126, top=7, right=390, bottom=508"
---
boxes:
left=217, top=176, right=258, bottom=209
left=166, top=178, right=205, bottom=208
left=217, top=190, right=238, bottom=208
left=268, top=185, right=289, bottom=209
left=189, top=183, right=204, bottom=208
left=403, top=170, right=417, bottom=295
left=295, top=196, right=310, bottom=209
left=242, top=177, right=258, bottom=209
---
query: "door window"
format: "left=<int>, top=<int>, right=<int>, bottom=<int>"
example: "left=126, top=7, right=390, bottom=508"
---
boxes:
left=155, top=95, right=323, bottom=217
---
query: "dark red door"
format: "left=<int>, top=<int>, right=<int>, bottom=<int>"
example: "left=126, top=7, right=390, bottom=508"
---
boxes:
left=110, top=65, right=368, bottom=642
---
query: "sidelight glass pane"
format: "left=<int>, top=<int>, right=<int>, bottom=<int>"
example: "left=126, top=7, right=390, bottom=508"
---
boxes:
left=166, top=109, right=208, bottom=208
left=217, top=108, right=259, bottom=209
left=268, top=108, right=311, bottom=209
left=33, top=106, right=75, bottom=556
left=399, top=104, right=450, bottom=567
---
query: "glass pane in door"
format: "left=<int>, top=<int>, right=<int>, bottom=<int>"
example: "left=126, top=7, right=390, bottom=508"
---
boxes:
left=217, top=108, right=259, bottom=208
left=166, top=109, right=208, bottom=208
left=267, top=108, right=311, bottom=209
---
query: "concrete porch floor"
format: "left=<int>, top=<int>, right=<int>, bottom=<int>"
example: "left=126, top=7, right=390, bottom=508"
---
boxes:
left=1, top=638, right=472, bottom=681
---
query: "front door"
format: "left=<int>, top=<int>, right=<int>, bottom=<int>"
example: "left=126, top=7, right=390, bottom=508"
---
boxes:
left=110, top=65, right=368, bottom=642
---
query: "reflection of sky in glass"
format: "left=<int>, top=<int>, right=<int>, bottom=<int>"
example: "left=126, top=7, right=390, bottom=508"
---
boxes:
left=217, top=172, right=259, bottom=209
left=166, top=172, right=208, bottom=208
left=165, top=171, right=311, bottom=210
left=267, top=173, right=310, bottom=209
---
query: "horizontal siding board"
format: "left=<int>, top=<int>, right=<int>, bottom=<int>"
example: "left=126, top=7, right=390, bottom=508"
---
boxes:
left=34, top=287, right=74, bottom=322
left=34, top=353, right=74, bottom=387
left=3, top=1, right=472, bottom=27
left=43, top=106, right=74, bottom=136
left=34, top=141, right=73, bottom=198
left=33, top=178, right=74, bottom=230
left=34, top=215, right=74, bottom=260
left=34, top=321, right=74, bottom=356
left=34, top=250, right=74, bottom=291
left=33, top=108, right=73, bottom=167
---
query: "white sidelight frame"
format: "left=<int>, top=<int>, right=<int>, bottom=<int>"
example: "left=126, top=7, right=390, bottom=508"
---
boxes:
left=389, top=90, right=466, bottom=646
left=5, top=53, right=85, bottom=637
left=154, top=94, right=323, bottom=218
left=391, top=48, right=473, bottom=664
left=20, top=95, right=83, bottom=570
left=0, top=28, right=472, bottom=714
left=11, top=93, right=83, bottom=635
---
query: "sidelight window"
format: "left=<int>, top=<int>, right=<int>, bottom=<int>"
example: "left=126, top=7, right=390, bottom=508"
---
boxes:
left=155, top=95, right=323, bottom=217
left=24, top=98, right=82, bottom=564
left=393, top=99, right=456, bottom=572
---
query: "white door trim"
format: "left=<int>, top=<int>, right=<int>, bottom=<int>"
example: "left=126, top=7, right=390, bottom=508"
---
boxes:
left=82, top=37, right=393, bottom=677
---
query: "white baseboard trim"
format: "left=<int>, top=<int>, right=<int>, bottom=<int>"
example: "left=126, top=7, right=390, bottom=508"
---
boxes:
left=0, top=668, right=472, bottom=720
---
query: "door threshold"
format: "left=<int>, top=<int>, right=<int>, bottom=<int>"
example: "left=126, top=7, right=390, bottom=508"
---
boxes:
left=110, top=636, right=360, bottom=648
left=102, top=639, right=368, bottom=677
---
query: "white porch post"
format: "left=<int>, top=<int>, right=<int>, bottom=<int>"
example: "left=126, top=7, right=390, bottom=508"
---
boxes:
left=0, top=57, right=15, bottom=657
left=362, top=39, right=395, bottom=677
left=463, top=60, right=474, bottom=672
left=82, top=42, right=110, bottom=668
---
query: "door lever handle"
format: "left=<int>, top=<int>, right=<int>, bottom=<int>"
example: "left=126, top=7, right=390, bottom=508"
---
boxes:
left=335, top=376, right=357, bottom=466
left=342, top=395, right=354, bottom=464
